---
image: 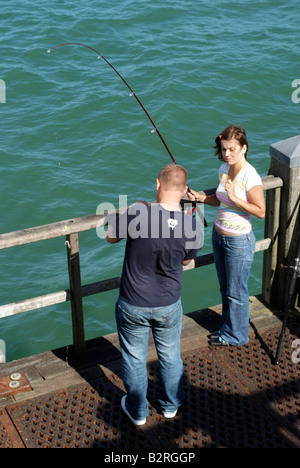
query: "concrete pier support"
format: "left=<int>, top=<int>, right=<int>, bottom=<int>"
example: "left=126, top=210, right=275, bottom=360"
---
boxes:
left=264, top=135, right=300, bottom=310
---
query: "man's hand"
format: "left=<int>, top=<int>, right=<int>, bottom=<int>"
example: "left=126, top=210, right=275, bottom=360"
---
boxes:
left=105, top=226, right=122, bottom=244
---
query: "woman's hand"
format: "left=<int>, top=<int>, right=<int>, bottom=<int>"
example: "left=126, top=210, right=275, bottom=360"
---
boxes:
left=225, top=178, right=235, bottom=200
left=225, top=181, right=266, bottom=219
left=187, top=188, right=220, bottom=207
left=187, top=189, right=205, bottom=203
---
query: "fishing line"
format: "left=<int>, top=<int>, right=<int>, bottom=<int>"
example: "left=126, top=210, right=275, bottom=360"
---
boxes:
left=47, top=43, right=206, bottom=223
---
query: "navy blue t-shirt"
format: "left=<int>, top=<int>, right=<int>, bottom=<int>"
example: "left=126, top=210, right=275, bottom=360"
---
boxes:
left=113, top=203, right=203, bottom=307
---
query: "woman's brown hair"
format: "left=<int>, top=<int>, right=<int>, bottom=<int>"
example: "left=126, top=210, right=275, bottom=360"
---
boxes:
left=214, top=125, right=249, bottom=161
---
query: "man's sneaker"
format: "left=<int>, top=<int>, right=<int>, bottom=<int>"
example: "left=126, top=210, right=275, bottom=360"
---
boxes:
left=163, top=409, right=178, bottom=419
left=121, top=395, right=147, bottom=426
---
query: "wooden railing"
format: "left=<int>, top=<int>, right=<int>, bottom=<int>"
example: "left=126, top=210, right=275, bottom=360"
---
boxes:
left=0, top=175, right=283, bottom=356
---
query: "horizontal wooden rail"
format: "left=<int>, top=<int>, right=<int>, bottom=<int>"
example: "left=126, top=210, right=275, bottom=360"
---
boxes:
left=0, top=175, right=283, bottom=251
left=0, top=214, right=105, bottom=251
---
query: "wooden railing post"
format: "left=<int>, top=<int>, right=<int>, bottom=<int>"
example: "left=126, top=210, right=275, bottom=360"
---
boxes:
left=66, top=233, right=85, bottom=357
left=265, top=135, right=300, bottom=310
left=262, top=183, right=282, bottom=304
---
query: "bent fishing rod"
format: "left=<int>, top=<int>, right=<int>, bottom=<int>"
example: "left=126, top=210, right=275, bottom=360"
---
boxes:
left=47, top=43, right=206, bottom=225
left=47, top=43, right=176, bottom=162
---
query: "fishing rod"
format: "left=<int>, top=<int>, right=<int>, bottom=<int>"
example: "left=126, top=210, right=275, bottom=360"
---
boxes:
left=274, top=217, right=300, bottom=365
left=47, top=43, right=176, bottom=162
left=47, top=43, right=206, bottom=224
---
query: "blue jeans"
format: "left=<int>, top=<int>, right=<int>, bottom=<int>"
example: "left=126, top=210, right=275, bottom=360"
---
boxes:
left=115, top=297, right=185, bottom=420
left=212, top=226, right=256, bottom=345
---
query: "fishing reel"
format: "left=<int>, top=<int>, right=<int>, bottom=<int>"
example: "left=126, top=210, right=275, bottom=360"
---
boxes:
left=280, top=259, right=300, bottom=309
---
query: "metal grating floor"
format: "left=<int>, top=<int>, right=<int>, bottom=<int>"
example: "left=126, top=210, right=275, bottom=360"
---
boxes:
left=0, top=324, right=299, bottom=448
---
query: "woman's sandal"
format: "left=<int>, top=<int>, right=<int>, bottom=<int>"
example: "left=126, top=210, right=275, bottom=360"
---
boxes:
left=209, top=335, right=229, bottom=347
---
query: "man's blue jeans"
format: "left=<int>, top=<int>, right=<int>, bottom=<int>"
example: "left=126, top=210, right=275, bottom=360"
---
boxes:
left=115, top=297, right=185, bottom=420
left=212, top=226, right=256, bottom=346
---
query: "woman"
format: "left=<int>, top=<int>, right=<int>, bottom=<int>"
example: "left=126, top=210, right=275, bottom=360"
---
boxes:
left=188, top=125, right=265, bottom=346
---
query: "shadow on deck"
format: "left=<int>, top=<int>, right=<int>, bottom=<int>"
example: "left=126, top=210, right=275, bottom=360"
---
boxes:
left=0, top=295, right=299, bottom=449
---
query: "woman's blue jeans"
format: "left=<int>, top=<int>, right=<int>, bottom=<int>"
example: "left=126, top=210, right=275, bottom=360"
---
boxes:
left=115, top=297, right=185, bottom=420
left=212, top=226, right=256, bottom=346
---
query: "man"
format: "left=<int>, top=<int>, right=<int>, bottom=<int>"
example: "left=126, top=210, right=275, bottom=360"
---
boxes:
left=106, top=164, right=203, bottom=426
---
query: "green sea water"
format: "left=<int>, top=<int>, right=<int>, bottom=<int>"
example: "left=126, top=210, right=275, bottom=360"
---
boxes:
left=1, top=0, right=299, bottom=361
